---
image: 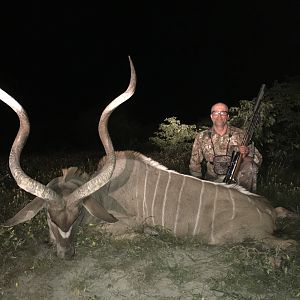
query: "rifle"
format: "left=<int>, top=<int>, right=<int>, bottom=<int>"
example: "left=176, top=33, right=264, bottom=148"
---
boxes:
left=223, top=83, right=266, bottom=184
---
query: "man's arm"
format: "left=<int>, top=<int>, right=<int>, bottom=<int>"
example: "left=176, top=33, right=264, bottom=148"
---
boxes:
left=189, top=132, right=204, bottom=178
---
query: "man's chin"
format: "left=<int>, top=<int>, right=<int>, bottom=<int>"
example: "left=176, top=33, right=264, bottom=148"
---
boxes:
left=214, top=122, right=227, bottom=127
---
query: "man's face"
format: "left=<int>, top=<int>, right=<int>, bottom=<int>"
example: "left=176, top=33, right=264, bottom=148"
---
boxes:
left=210, top=103, right=229, bottom=127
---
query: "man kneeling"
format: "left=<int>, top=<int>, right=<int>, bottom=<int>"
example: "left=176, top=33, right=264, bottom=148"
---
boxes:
left=189, top=102, right=262, bottom=193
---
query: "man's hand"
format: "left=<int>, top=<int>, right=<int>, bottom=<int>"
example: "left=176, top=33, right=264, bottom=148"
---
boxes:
left=239, top=145, right=249, bottom=158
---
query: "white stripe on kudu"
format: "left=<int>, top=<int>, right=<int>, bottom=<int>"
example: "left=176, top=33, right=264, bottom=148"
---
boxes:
left=228, top=188, right=236, bottom=220
left=162, top=172, right=171, bottom=227
left=174, top=176, right=186, bottom=235
left=193, top=180, right=205, bottom=236
left=135, top=162, right=140, bottom=217
left=151, top=170, right=161, bottom=225
left=210, top=185, right=218, bottom=244
left=143, top=164, right=149, bottom=217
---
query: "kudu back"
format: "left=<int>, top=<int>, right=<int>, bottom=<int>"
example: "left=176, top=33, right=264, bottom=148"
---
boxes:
left=1, top=57, right=136, bottom=259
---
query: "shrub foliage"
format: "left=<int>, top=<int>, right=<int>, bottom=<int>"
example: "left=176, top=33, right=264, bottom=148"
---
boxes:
left=149, top=117, right=197, bottom=173
left=229, top=77, right=300, bottom=165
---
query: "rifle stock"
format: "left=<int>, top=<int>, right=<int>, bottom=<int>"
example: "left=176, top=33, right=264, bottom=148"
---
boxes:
left=223, top=84, right=265, bottom=184
left=223, top=151, right=240, bottom=183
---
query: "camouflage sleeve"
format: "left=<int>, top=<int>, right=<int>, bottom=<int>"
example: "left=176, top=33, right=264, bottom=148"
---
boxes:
left=189, top=132, right=204, bottom=178
left=230, top=127, right=263, bottom=166
left=248, top=143, right=263, bottom=166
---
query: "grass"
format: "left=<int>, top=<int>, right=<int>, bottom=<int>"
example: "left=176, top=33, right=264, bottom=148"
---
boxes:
left=0, top=150, right=299, bottom=299
left=209, top=243, right=300, bottom=299
left=258, top=160, right=300, bottom=211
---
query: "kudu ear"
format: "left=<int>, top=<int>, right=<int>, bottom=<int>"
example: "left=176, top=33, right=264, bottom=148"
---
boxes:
left=4, top=197, right=45, bottom=226
left=83, top=198, right=118, bottom=223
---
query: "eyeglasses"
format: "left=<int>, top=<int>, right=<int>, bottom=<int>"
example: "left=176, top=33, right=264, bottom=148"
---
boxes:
left=211, top=111, right=228, bottom=116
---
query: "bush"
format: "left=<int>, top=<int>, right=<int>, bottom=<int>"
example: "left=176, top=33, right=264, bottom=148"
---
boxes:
left=149, top=117, right=197, bottom=152
left=149, top=117, right=197, bottom=173
left=229, top=78, right=300, bottom=166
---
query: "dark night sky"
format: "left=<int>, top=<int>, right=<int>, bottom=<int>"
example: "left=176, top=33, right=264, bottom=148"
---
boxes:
left=0, top=2, right=300, bottom=153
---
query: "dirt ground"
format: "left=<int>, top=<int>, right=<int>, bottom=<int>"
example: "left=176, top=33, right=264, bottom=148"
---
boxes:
left=0, top=237, right=224, bottom=299
left=1, top=223, right=299, bottom=300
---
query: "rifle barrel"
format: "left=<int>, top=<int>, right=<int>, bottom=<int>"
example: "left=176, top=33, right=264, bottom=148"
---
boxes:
left=241, top=83, right=265, bottom=146
left=224, top=83, right=266, bottom=184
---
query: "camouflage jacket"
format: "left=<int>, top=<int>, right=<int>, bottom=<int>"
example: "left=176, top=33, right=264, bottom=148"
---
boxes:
left=189, top=126, right=263, bottom=179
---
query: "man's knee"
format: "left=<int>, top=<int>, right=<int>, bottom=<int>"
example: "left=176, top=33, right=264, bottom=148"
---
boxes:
left=237, top=159, right=259, bottom=192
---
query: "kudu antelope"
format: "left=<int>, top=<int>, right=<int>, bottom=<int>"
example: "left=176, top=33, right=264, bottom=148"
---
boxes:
left=1, top=57, right=136, bottom=259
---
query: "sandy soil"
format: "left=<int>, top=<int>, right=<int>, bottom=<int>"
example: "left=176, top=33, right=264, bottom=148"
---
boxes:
left=1, top=225, right=298, bottom=300
left=0, top=231, right=233, bottom=300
